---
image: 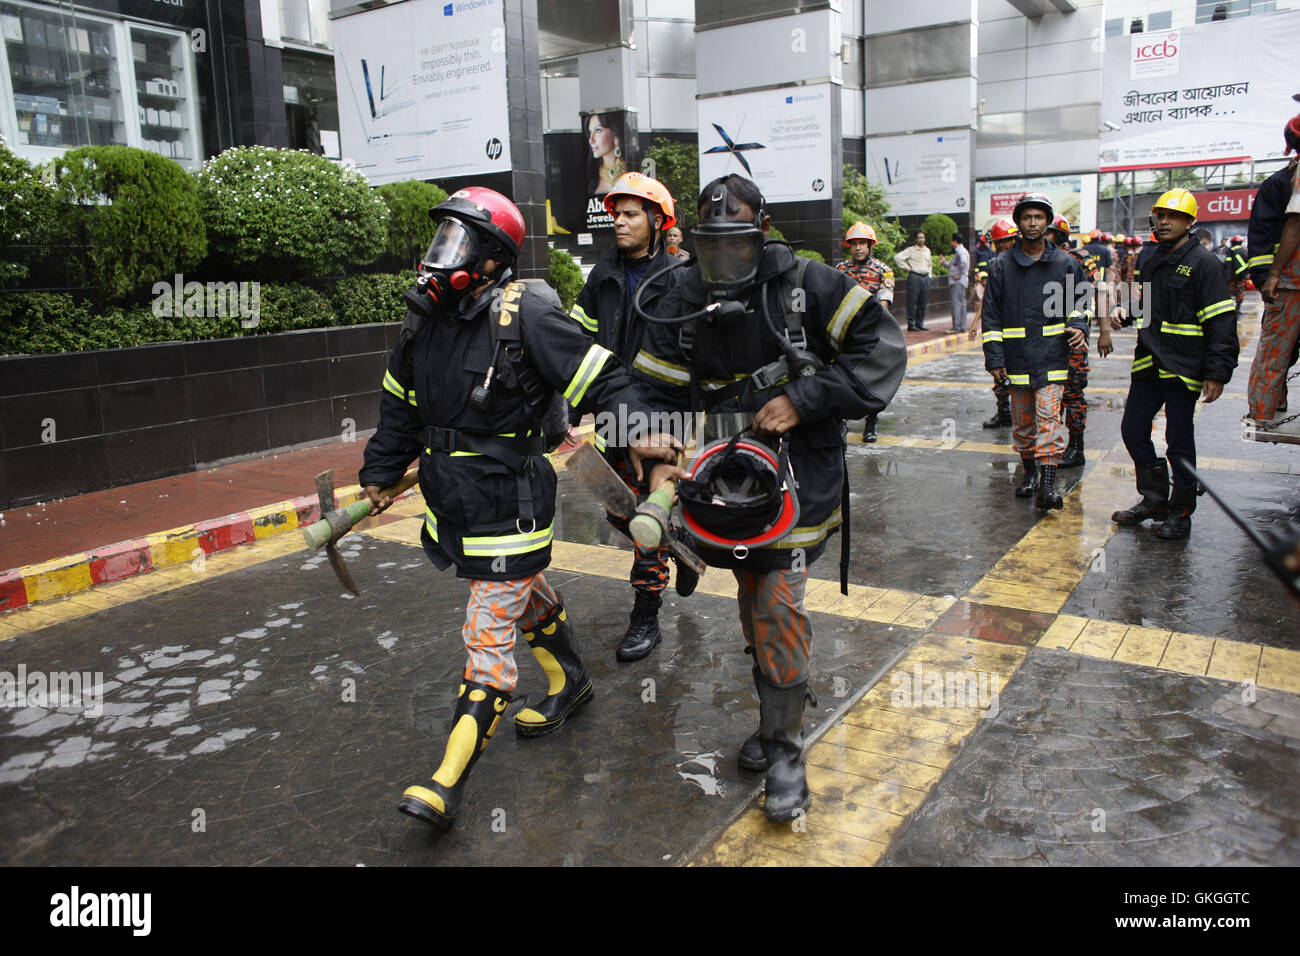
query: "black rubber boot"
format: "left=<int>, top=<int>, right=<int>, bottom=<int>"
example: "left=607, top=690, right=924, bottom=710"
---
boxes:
left=1154, top=483, right=1196, bottom=539
left=982, top=395, right=1012, bottom=428
left=1035, top=463, right=1063, bottom=510
left=399, top=679, right=511, bottom=829
left=1112, top=459, right=1170, bottom=525
left=514, top=600, right=594, bottom=737
left=1015, top=458, right=1038, bottom=498
left=669, top=525, right=699, bottom=598
left=616, top=589, right=662, bottom=662
left=756, top=671, right=812, bottom=823
left=1059, top=432, right=1085, bottom=468
left=862, top=412, right=878, bottom=443
left=738, top=667, right=769, bottom=772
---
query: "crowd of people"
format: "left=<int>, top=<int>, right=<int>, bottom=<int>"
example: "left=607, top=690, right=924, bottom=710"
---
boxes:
left=356, top=101, right=1299, bottom=834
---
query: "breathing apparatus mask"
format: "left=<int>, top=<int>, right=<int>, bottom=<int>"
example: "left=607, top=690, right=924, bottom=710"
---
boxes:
left=692, top=183, right=767, bottom=300
left=403, top=217, right=500, bottom=318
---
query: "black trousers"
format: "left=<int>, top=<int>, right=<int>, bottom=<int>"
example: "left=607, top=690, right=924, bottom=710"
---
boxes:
left=1120, top=374, right=1198, bottom=488
left=907, top=273, right=928, bottom=329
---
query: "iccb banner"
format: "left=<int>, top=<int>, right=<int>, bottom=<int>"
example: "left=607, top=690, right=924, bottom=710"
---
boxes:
left=1099, top=11, right=1300, bottom=171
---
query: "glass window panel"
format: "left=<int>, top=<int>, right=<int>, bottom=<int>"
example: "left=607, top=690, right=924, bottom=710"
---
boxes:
left=648, top=19, right=694, bottom=75
left=864, top=23, right=969, bottom=88
left=978, top=110, right=1025, bottom=148
left=1105, top=17, right=1123, bottom=36
left=1148, top=10, right=1173, bottom=29
left=130, top=25, right=201, bottom=168
left=3, top=2, right=127, bottom=150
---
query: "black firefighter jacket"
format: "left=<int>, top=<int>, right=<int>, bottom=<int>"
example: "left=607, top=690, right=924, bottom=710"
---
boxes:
left=359, top=272, right=651, bottom=581
left=982, top=241, right=1090, bottom=389
left=631, top=242, right=908, bottom=571
left=1246, top=160, right=1296, bottom=287
left=571, top=242, right=681, bottom=466
left=1131, top=234, right=1238, bottom=390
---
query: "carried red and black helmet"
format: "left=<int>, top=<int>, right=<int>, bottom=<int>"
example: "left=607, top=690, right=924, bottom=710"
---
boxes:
left=677, top=436, right=799, bottom=554
left=430, top=186, right=526, bottom=263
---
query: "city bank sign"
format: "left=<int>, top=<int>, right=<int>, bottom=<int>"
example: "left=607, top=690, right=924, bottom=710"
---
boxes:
left=1193, top=189, right=1258, bottom=222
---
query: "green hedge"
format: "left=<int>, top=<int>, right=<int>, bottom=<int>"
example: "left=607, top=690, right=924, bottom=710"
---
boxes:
left=0, top=274, right=411, bottom=356
left=549, top=247, right=583, bottom=311
left=0, top=142, right=58, bottom=286
left=197, top=146, right=387, bottom=281
left=52, top=145, right=207, bottom=303
left=376, top=180, right=448, bottom=270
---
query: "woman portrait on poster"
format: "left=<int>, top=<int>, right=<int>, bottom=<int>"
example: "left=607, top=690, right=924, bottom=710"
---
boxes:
left=585, top=111, right=625, bottom=196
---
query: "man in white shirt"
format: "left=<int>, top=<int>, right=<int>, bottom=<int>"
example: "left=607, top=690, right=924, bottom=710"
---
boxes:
left=894, top=231, right=933, bottom=331
left=948, top=234, right=970, bottom=333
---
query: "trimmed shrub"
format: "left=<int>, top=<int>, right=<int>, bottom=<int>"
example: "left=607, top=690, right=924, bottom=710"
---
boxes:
left=795, top=248, right=826, bottom=263
left=246, top=283, right=336, bottom=334
left=0, top=292, right=94, bottom=355
left=51, top=145, right=206, bottom=303
left=197, top=146, right=387, bottom=281
left=0, top=142, right=58, bottom=286
left=646, top=138, right=700, bottom=231
left=549, top=247, right=583, bottom=311
left=920, top=213, right=959, bottom=258
left=376, top=180, right=448, bottom=270
left=327, top=272, right=413, bottom=326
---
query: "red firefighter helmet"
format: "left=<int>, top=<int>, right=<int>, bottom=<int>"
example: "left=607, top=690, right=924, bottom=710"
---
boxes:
left=677, top=437, right=799, bottom=553
left=1048, top=215, right=1071, bottom=239
left=989, top=217, right=1018, bottom=242
left=430, top=186, right=526, bottom=263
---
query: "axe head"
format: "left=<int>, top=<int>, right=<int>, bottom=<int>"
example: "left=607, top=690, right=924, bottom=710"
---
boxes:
left=313, top=469, right=362, bottom=596
left=566, top=443, right=638, bottom=519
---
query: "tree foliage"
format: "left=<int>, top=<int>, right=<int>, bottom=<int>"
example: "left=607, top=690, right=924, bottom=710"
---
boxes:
left=376, top=180, right=448, bottom=270
left=646, top=138, right=700, bottom=231
left=549, top=246, right=584, bottom=311
left=0, top=141, right=58, bottom=287
left=841, top=164, right=906, bottom=264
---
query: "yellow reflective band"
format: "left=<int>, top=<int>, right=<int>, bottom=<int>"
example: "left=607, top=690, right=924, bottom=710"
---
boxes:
left=632, top=349, right=691, bottom=386
left=594, top=431, right=607, bottom=452
left=1158, top=369, right=1202, bottom=391
left=1002, top=327, right=1027, bottom=338
left=424, top=506, right=439, bottom=543
left=463, top=523, right=554, bottom=557
left=569, top=304, right=597, bottom=333
left=767, top=507, right=843, bottom=549
left=1163, top=323, right=1204, bottom=336
left=1132, top=355, right=1153, bottom=371
left=383, top=370, right=405, bottom=400
left=1246, top=255, right=1273, bottom=268
left=1046, top=369, right=1069, bottom=381
left=1195, top=299, right=1234, bottom=322
left=407, top=389, right=417, bottom=407
left=982, top=330, right=1003, bottom=343
left=828, top=285, right=870, bottom=349
left=1042, top=324, right=1066, bottom=336
left=1006, top=373, right=1030, bottom=385
left=564, top=343, right=614, bottom=405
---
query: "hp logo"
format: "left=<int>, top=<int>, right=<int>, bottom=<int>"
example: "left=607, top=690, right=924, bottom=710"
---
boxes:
left=485, top=138, right=503, bottom=160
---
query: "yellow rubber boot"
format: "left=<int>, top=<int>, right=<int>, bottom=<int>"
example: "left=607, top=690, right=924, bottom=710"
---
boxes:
left=398, top=680, right=511, bottom=829
left=514, top=601, right=594, bottom=738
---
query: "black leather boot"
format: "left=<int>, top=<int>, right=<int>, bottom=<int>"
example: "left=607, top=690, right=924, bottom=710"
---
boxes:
left=399, top=679, right=511, bottom=829
left=757, top=671, right=811, bottom=823
left=982, top=395, right=1012, bottom=428
left=862, top=412, right=878, bottom=443
left=1035, top=463, right=1063, bottom=510
left=616, top=589, right=662, bottom=662
left=514, top=600, right=594, bottom=737
left=738, top=667, right=769, bottom=772
left=669, top=525, right=699, bottom=598
left=1154, top=483, right=1196, bottom=539
left=1015, top=458, right=1038, bottom=498
left=1112, top=459, right=1170, bottom=525
left=1059, top=432, right=1085, bottom=468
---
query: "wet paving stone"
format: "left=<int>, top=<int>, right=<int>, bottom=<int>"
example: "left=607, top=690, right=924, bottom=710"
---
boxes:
left=882, top=649, right=1300, bottom=866
left=0, top=537, right=920, bottom=866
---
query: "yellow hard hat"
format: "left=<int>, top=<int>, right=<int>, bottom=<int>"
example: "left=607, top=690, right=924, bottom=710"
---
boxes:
left=1151, top=188, right=1198, bottom=220
left=1114, top=233, right=1126, bottom=242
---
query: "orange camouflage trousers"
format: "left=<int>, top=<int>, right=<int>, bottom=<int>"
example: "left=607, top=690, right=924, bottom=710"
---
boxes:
left=1062, top=347, right=1090, bottom=434
left=461, top=574, right=559, bottom=692
left=1247, top=291, right=1300, bottom=421
left=735, top=567, right=812, bottom=687
left=1010, top=384, right=1067, bottom=466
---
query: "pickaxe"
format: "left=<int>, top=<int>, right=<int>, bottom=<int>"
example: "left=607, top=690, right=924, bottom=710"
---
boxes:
left=300, top=469, right=419, bottom=594
left=565, top=443, right=705, bottom=576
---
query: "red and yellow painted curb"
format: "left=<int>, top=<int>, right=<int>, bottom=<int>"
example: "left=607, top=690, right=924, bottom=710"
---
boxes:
left=0, top=483, right=391, bottom=615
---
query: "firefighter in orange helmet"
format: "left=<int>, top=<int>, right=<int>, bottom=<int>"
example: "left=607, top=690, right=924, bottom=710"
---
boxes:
left=838, top=221, right=895, bottom=441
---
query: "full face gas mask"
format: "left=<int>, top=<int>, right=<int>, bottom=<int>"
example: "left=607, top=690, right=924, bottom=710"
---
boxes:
left=692, top=183, right=766, bottom=300
left=404, top=217, right=495, bottom=317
